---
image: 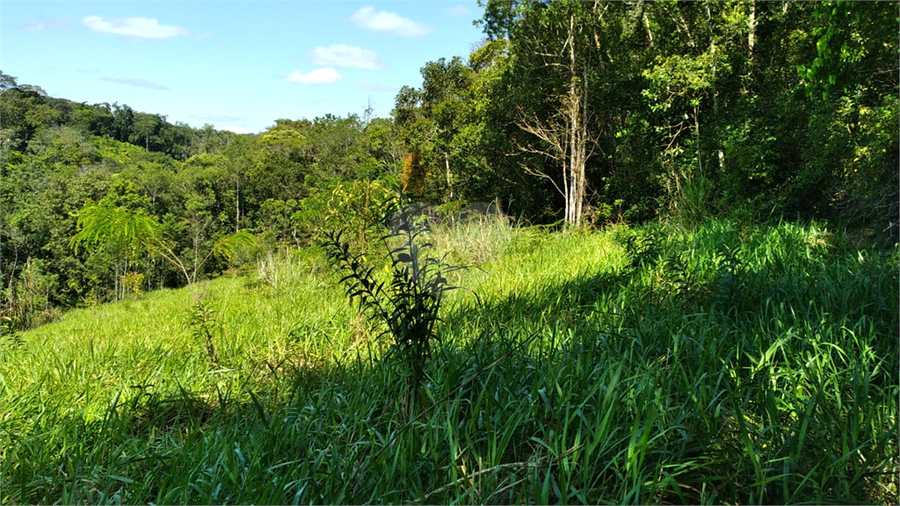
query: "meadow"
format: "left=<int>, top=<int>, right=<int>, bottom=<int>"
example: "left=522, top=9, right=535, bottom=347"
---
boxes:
left=1, top=217, right=897, bottom=504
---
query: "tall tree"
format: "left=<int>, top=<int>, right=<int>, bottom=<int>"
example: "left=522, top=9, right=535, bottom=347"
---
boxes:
left=505, top=1, right=602, bottom=226
left=394, top=57, right=477, bottom=203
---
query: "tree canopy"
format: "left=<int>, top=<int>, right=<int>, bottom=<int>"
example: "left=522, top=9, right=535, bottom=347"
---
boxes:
left=2, top=1, right=897, bottom=327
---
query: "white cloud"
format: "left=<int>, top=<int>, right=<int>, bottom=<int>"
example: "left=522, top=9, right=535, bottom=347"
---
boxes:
left=25, top=20, right=48, bottom=32
left=25, top=18, right=69, bottom=32
left=357, top=80, right=397, bottom=93
left=311, top=44, right=382, bottom=70
left=101, top=76, right=170, bottom=90
left=82, top=16, right=189, bottom=40
left=350, top=7, right=432, bottom=37
left=287, top=67, right=342, bottom=85
left=446, top=5, right=471, bottom=17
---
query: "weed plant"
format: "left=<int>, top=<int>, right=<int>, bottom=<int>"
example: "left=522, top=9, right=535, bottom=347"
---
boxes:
left=1, top=218, right=897, bottom=504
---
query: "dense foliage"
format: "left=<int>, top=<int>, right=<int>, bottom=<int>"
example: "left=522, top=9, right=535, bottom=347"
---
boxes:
left=1, top=3, right=897, bottom=503
left=1, top=80, right=402, bottom=329
left=2, top=1, right=896, bottom=329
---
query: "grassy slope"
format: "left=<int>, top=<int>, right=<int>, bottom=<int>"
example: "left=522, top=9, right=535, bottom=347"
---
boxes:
left=1, top=220, right=897, bottom=504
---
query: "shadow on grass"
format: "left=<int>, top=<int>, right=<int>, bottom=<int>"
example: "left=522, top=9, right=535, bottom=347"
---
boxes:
left=4, top=225, right=897, bottom=505
left=446, top=268, right=630, bottom=332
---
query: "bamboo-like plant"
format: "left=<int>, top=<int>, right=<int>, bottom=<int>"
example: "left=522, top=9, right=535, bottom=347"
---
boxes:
left=321, top=205, right=462, bottom=414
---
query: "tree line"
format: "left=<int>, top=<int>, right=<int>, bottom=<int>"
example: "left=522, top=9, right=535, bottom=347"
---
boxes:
left=1, top=77, right=403, bottom=329
left=1, top=0, right=897, bottom=330
left=397, top=0, right=896, bottom=229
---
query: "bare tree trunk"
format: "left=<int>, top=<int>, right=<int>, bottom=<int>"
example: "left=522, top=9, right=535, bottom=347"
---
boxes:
left=576, top=66, right=589, bottom=225
left=515, top=4, right=595, bottom=228
left=748, top=1, right=757, bottom=65
left=642, top=3, right=654, bottom=47
left=444, top=152, right=453, bottom=201
left=235, top=178, right=240, bottom=233
left=193, top=234, right=200, bottom=283
left=114, top=263, right=121, bottom=302
left=568, top=11, right=577, bottom=226
left=566, top=9, right=588, bottom=227
left=705, top=2, right=724, bottom=175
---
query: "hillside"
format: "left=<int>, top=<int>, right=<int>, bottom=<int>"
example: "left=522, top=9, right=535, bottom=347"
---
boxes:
left=2, top=219, right=897, bottom=504
left=3, top=2, right=898, bottom=331
left=1, top=2, right=898, bottom=503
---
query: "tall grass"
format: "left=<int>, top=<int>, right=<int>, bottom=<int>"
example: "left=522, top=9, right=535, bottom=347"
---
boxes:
left=1, top=219, right=897, bottom=504
left=428, top=202, right=513, bottom=266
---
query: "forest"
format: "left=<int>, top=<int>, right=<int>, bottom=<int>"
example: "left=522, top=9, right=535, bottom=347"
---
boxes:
left=1, top=1, right=898, bottom=504
left=2, top=1, right=897, bottom=323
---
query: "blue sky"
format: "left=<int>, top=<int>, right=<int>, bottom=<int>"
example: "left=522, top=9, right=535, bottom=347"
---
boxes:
left=2, top=1, right=486, bottom=133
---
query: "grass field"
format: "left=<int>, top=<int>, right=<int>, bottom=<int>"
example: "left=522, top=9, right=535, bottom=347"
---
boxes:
left=2, top=218, right=897, bottom=504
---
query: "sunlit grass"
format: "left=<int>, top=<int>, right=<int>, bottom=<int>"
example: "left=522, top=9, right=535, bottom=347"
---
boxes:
left=2, top=219, right=897, bottom=504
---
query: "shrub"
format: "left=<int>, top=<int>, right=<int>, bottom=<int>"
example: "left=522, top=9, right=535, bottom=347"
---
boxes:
left=321, top=203, right=462, bottom=414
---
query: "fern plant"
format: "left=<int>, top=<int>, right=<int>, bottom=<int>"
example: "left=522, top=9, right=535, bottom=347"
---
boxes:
left=321, top=205, right=462, bottom=414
